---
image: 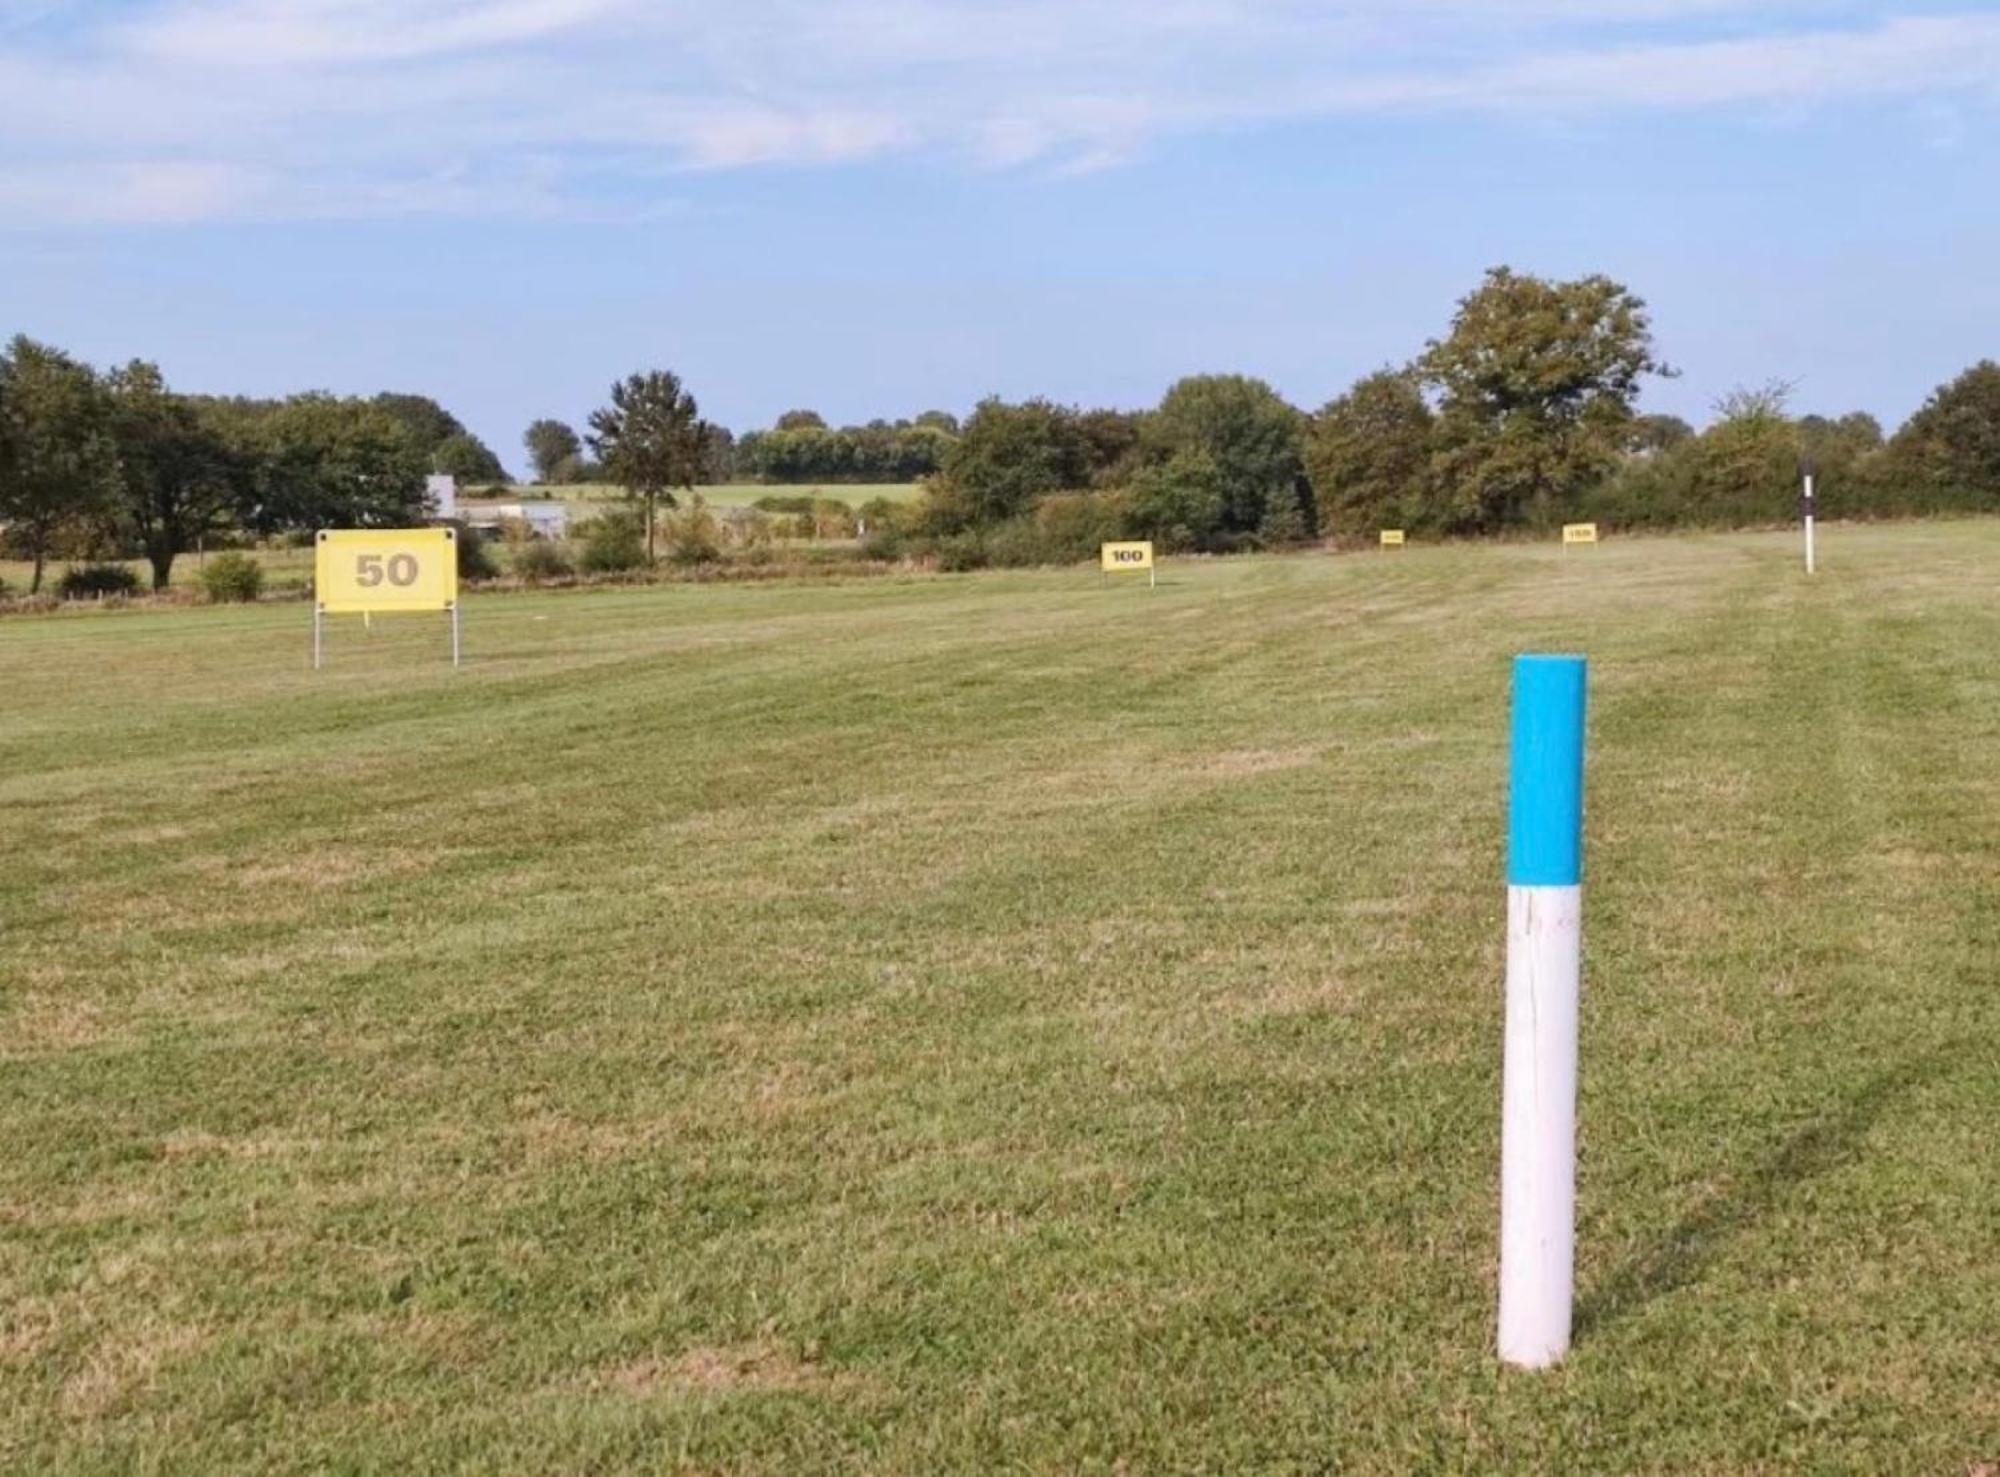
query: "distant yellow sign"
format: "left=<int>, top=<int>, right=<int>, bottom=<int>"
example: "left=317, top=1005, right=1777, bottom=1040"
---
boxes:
left=1101, top=540, right=1155, bottom=573
left=1380, top=529, right=1406, bottom=547
left=316, top=528, right=459, bottom=613
left=1562, top=523, right=1599, bottom=546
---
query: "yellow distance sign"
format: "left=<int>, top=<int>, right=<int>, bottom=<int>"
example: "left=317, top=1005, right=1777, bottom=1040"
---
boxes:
left=1100, top=540, right=1155, bottom=573
left=316, top=528, right=459, bottom=613
left=1562, top=523, right=1599, bottom=546
left=1380, top=529, right=1406, bottom=548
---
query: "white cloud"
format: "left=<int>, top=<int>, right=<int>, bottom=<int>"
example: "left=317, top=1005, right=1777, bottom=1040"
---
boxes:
left=0, top=160, right=261, bottom=224
left=0, top=2, right=1995, bottom=224
left=128, top=0, right=633, bottom=65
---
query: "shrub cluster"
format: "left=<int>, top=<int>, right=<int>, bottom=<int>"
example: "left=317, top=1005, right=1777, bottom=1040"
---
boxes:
left=577, top=513, right=647, bottom=573
left=454, top=527, right=501, bottom=582
left=57, top=563, right=142, bottom=599
left=199, top=551, right=264, bottom=603
left=512, top=540, right=574, bottom=583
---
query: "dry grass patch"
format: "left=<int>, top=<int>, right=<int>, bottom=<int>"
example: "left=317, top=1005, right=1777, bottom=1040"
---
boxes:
left=605, top=1341, right=851, bottom=1399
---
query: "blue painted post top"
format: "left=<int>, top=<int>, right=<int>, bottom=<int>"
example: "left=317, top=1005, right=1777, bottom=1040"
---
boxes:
left=1508, top=654, right=1588, bottom=886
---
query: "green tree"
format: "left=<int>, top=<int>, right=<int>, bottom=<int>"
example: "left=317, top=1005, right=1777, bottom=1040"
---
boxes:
left=373, top=393, right=506, bottom=482
left=931, top=398, right=1089, bottom=528
left=0, top=336, right=114, bottom=593
left=1587, top=382, right=1798, bottom=530
left=371, top=392, right=464, bottom=450
left=1146, top=375, right=1310, bottom=541
left=1692, top=382, right=1800, bottom=524
left=1885, top=361, right=2000, bottom=508
left=432, top=432, right=505, bottom=484
left=1306, top=370, right=1437, bottom=538
left=775, top=409, right=826, bottom=431
left=1418, top=267, right=1671, bottom=531
left=523, top=418, right=582, bottom=483
left=700, top=423, right=737, bottom=483
left=1077, top=408, right=1145, bottom=487
left=1630, top=413, right=1695, bottom=454
left=103, top=361, right=247, bottom=590
left=1125, top=448, right=1226, bottom=551
left=588, top=370, right=708, bottom=562
left=240, top=394, right=430, bottom=533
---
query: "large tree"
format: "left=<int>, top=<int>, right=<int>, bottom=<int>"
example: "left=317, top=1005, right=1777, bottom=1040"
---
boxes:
left=104, top=361, right=246, bottom=590
left=0, top=336, right=114, bottom=593
left=1886, top=360, right=2000, bottom=507
left=1145, top=375, right=1310, bottom=542
left=236, top=394, right=430, bottom=532
left=1418, top=267, right=1670, bottom=531
left=1124, top=447, right=1225, bottom=551
left=931, top=397, right=1089, bottom=529
left=699, top=422, right=737, bottom=484
left=373, top=392, right=507, bottom=482
left=1306, top=371, right=1437, bottom=538
left=523, top=418, right=582, bottom=483
left=588, top=370, right=708, bottom=562
left=1076, top=408, right=1145, bottom=488
left=432, top=432, right=504, bottom=484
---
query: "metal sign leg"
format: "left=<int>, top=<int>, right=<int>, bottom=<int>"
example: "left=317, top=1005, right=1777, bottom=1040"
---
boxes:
left=451, top=604, right=461, bottom=668
left=313, top=606, right=323, bottom=670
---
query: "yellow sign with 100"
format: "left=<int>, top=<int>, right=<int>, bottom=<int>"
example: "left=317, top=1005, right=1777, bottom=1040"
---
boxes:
left=1100, top=540, right=1155, bottom=578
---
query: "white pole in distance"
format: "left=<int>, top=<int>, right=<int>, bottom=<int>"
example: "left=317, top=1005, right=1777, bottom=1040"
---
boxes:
left=1498, top=654, right=1588, bottom=1369
left=1801, top=456, right=1817, bottom=575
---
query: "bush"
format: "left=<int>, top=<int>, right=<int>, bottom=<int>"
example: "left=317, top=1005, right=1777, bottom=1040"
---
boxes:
left=934, top=531, right=988, bottom=572
left=980, top=518, right=1045, bottom=568
left=1031, top=490, right=1128, bottom=562
left=752, top=493, right=817, bottom=517
left=58, top=563, right=142, bottom=599
left=199, top=551, right=264, bottom=603
left=577, top=513, right=647, bottom=574
left=452, top=525, right=500, bottom=581
left=858, top=517, right=913, bottom=561
left=513, top=540, right=574, bottom=584
left=666, top=497, right=721, bottom=565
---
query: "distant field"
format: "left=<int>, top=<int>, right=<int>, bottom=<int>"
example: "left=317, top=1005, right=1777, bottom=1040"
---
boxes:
left=521, top=482, right=924, bottom=510
left=3, top=525, right=1996, bottom=1472
left=1, top=547, right=317, bottom=594
left=0, top=485, right=926, bottom=593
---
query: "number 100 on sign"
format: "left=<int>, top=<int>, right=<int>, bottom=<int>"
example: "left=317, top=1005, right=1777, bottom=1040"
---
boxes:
left=315, top=528, right=459, bottom=613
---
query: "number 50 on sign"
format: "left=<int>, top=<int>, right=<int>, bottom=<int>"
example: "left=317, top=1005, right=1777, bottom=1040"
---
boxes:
left=313, top=528, right=461, bottom=668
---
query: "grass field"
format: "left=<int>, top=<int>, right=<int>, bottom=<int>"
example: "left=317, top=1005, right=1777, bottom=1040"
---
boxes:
left=3, top=524, right=1996, bottom=1472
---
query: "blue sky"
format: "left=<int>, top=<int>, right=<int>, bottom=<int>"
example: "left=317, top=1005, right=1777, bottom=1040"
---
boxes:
left=3, top=2, right=1998, bottom=468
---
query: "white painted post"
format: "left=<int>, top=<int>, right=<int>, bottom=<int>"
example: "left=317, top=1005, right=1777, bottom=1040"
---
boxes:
left=1499, top=654, right=1587, bottom=1369
left=1802, top=467, right=1817, bottom=575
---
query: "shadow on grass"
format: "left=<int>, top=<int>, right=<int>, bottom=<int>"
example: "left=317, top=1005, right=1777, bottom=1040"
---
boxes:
left=1574, top=1051, right=1938, bottom=1341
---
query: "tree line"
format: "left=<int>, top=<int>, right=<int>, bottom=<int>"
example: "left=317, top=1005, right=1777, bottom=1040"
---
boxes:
left=9, top=266, right=2000, bottom=593
left=0, top=338, right=489, bottom=592
left=873, top=268, right=2000, bottom=568
left=521, top=407, right=960, bottom=486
